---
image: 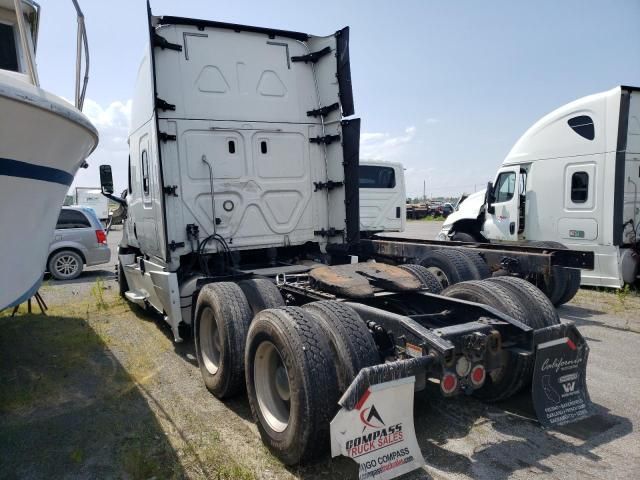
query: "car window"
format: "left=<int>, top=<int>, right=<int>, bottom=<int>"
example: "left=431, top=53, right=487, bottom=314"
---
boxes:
left=56, top=210, right=91, bottom=229
left=494, top=171, right=516, bottom=203
left=359, top=166, right=396, bottom=188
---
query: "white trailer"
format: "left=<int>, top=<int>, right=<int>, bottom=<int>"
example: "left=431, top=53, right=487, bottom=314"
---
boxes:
left=440, top=86, right=640, bottom=288
left=75, top=187, right=109, bottom=221
left=359, top=160, right=406, bottom=233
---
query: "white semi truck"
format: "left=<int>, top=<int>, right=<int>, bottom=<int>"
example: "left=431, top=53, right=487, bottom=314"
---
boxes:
left=75, top=187, right=109, bottom=222
left=439, top=86, right=640, bottom=288
left=98, top=4, right=595, bottom=477
left=359, top=160, right=406, bottom=233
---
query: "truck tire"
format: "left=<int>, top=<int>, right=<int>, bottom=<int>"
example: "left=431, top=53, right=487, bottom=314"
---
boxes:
left=194, top=282, right=253, bottom=399
left=487, top=276, right=559, bottom=328
left=487, top=276, right=560, bottom=329
left=442, top=280, right=535, bottom=401
left=527, top=241, right=571, bottom=306
left=460, top=251, right=491, bottom=279
left=238, top=278, right=285, bottom=315
left=398, top=264, right=443, bottom=293
left=442, top=280, right=530, bottom=325
left=303, top=301, right=380, bottom=392
left=451, top=231, right=478, bottom=242
left=557, top=269, right=581, bottom=305
left=245, top=307, right=338, bottom=465
left=418, top=250, right=476, bottom=288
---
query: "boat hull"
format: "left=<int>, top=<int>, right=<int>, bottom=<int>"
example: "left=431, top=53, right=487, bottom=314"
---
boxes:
left=0, top=83, right=98, bottom=310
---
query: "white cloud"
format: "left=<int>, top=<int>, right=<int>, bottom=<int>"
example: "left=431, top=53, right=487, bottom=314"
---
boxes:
left=69, top=99, right=132, bottom=194
left=360, top=126, right=417, bottom=161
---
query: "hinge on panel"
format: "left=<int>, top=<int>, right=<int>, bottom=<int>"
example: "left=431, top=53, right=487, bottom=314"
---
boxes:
left=291, top=46, right=331, bottom=64
left=163, top=185, right=178, bottom=196
left=158, top=131, right=177, bottom=142
left=314, top=228, right=344, bottom=237
left=307, top=102, right=339, bottom=118
left=169, top=241, right=185, bottom=251
left=313, top=180, right=344, bottom=192
left=155, top=97, right=176, bottom=111
left=309, top=134, right=341, bottom=145
left=153, top=32, right=183, bottom=51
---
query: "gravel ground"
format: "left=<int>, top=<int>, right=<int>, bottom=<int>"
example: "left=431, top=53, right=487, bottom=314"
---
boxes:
left=1, top=222, right=639, bottom=479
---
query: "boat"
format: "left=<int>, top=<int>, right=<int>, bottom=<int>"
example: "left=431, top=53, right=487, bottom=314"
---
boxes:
left=0, top=0, right=98, bottom=310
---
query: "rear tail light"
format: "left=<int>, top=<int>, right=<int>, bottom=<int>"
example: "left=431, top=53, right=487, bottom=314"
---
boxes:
left=440, top=373, right=458, bottom=395
left=470, top=365, right=486, bottom=387
left=95, top=229, right=107, bottom=244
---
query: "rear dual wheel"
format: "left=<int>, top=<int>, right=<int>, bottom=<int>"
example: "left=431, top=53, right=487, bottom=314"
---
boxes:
left=527, top=241, right=581, bottom=306
left=442, top=279, right=558, bottom=401
left=245, top=307, right=338, bottom=465
left=417, top=249, right=490, bottom=289
left=194, top=282, right=253, bottom=398
left=245, top=302, right=378, bottom=464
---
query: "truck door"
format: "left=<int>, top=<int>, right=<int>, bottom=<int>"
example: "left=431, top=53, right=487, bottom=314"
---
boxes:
left=359, top=163, right=406, bottom=232
left=483, top=168, right=520, bottom=241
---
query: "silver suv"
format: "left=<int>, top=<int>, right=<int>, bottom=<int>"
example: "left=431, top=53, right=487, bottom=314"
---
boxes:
left=47, top=206, right=111, bottom=280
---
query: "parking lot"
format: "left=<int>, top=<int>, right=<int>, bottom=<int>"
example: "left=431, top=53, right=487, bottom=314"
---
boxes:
left=1, top=221, right=639, bottom=479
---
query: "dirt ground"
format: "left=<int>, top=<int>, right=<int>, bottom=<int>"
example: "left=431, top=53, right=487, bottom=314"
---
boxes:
left=1, top=224, right=639, bottom=479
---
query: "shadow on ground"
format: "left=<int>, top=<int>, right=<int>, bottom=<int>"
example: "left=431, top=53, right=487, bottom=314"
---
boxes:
left=44, top=268, right=116, bottom=286
left=0, top=313, right=185, bottom=479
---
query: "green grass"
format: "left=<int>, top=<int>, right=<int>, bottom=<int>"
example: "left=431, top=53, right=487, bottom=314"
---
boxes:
left=1, top=292, right=260, bottom=479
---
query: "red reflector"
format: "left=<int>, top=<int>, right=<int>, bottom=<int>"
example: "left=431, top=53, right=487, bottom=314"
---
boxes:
left=471, top=365, right=486, bottom=386
left=95, top=230, right=107, bottom=244
left=441, top=374, right=457, bottom=394
left=566, top=338, right=576, bottom=350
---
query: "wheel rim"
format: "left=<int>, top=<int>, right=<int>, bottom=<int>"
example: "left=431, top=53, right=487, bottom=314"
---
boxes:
left=54, top=254, right=79, bottom=278
left=254, top=341, right=291, bottom=433
left=427, top=266, right=449, bottom=288
left=199, top=307, right=221, bottom=375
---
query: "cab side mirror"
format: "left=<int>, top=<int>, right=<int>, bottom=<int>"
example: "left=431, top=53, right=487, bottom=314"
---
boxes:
left=485, top=181, right=495, bottom=215
left=99, top=165, right=114, bottom=194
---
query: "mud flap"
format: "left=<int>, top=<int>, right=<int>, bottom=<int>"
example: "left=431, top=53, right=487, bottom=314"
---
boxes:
left=532, top=322, right=592, bottom=427
left=330, top=356, right=433, bottom=479
left=331, top=378, right=425, bottom=480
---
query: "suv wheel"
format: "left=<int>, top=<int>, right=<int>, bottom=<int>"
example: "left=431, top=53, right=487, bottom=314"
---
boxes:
left=48, top=250, right=83, bottom=280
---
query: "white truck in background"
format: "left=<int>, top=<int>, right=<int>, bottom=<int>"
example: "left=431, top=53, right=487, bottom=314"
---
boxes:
left=359, top=160, right=406, bottom=233
left=439, top=86, right=640, bottom=288
left=75, top=187, right=109, bottom=223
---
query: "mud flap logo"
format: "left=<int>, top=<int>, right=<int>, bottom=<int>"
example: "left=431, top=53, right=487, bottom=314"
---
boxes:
left=330, top=377, right=425, bottom=480
left=532, top=337, right=591, bottom=427
left=361, top=405, right=385, bottom=430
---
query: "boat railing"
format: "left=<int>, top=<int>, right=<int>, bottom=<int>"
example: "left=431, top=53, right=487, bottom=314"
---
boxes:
left=13, top=0, right=90, bottom=111
left=71, top=0, right=89, bottom=110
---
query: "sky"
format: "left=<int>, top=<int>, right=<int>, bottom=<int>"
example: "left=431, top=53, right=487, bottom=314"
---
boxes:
left=34, top=0, right=640, bottom=198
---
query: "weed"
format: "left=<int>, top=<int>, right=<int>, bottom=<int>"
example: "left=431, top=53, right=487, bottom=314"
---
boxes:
left=70, top=448, right=83, bottom=463
left=91, top=277, right=109, bottom=310
left=616, top=284, right=631, bottom=307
